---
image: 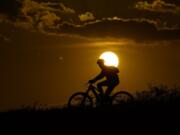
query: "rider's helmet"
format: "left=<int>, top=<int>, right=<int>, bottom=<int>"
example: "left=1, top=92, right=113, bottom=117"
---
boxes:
left=97, top=59, right=105, bottom=65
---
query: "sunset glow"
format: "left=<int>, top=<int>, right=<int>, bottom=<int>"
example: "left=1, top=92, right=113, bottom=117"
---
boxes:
left=99, top=51, right=119, bottom=67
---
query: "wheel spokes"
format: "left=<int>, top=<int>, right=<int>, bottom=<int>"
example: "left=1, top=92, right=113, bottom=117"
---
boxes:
left=73, top=95, right=84, bottom=106
left=112, top=92, right=134, bottom=105
left=68, top=92, right=93, bottom=108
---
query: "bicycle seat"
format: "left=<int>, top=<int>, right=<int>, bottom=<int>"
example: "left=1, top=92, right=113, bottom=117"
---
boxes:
left=89, top=84, right=96, bottom=89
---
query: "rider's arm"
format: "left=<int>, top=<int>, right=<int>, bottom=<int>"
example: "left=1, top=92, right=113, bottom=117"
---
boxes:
left=91, top=71, right=105, bottom=83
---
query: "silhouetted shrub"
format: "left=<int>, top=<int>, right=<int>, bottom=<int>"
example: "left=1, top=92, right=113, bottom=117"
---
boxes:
left=136, top=85, right=180, bottom=101
left=1, top=85, right=180, bottom=114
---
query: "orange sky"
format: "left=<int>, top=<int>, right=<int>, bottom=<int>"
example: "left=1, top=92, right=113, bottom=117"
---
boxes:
left=0, top=0, right=180, bottom=111
left=1, top=38, right=180, bottom=111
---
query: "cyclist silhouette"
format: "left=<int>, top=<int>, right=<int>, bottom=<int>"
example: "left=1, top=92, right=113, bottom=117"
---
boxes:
left=68, top=59, right=133, bottom=108
left=88, top=59, right=120, bottom=100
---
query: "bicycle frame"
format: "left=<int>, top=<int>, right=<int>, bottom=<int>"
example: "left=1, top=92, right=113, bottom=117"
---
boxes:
left=85, top=84, right=113, bottom=105
left=86, top=84, right=99, bottom=98
left=67, top=83, right=134, bottom=108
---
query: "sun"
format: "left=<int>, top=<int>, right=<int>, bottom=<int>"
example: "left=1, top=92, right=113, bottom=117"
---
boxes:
left=99, top=51, right=119, bottom=67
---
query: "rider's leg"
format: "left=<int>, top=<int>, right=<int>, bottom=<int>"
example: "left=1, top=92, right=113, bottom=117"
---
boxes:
left=104, top=83, right=118, bottom=104
left=97, top=81, right=108, bottom=95
left=97, top=81, right=108, bottom=105
left=105, top=81, right=119, bottom=97
left=105, top=86, right=115, bottom=97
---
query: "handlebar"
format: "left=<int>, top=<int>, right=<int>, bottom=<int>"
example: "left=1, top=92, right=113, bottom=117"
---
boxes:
left=87, top=83, right=97, bottom=90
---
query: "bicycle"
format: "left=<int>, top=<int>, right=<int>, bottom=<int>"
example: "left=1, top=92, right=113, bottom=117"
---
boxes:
left=68, top=83, right=134, bottom=108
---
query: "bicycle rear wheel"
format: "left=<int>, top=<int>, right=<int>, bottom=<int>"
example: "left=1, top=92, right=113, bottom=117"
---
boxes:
left=111, top=91, right=134, bottom=105
left=68, top=92, right=93, bottom=108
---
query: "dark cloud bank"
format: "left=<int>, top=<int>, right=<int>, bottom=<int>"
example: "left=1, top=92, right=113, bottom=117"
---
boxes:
left=0, top=0, right=180, bottom=43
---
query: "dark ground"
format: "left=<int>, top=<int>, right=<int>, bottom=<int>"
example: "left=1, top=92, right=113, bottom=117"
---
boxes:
left=0, top=85, right=180, bottom=133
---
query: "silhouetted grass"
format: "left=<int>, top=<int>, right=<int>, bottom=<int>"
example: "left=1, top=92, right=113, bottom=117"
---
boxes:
left=1, top=85, right=180, bottom=114
left=0, top=85, right=179, bottom=130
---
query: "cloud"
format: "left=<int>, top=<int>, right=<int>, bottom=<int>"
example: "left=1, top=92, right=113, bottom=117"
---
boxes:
left=59, top=3, right=75, bottom=14
left=1, top=0, right=77, bottom=32
left=20, top=0, right=75, bottom=15
left=36, top=11, right=61, bottom=31
left=104, top=16, right=180, bottom=30
left=60, top=17, right=180, bottom=41
left=104, top=16, right=158, bottom=26
left=135, top=0, right=180, bottom=14
left=0, top=0, right=180, bottom=43
left=79, top=12, right=95, bottom=22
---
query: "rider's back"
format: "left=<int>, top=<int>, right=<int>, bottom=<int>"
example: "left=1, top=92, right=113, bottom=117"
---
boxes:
left=102, top=66, right=119, bottom=84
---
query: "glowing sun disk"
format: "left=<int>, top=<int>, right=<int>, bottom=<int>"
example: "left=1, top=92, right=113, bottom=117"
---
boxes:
left=99, top=51, right=119, bottom=67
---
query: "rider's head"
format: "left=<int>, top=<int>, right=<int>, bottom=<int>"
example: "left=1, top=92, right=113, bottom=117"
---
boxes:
left=97, top=59, right=105, bottom=69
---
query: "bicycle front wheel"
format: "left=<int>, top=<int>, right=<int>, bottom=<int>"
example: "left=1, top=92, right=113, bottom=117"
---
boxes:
left=67, top=92, right=93, bottom=108
left=111, top=91, right=134, bottom=105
